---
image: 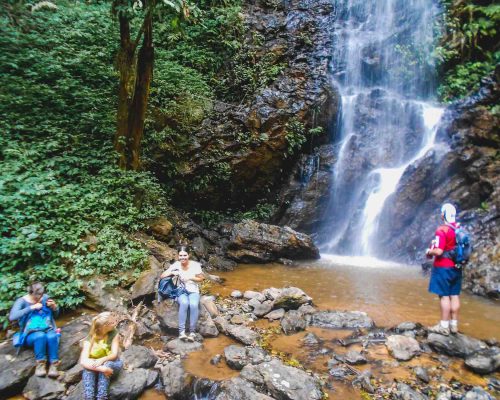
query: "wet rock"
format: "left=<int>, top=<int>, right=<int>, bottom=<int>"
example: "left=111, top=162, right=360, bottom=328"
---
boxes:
left=311, top=311, right=374, bottom=329
left=65, top=381, right=84, bottom=400
left=427, top=333, right=487, bottom=358
left=281, top=310, right=308, bottom=335
left=0, top=342, right=36, bottom=397
left=224, top=345, right=270, bottom=370
left=226, top=324, right=260, bottom=346
left=386, top=335, right=421, bottom=361
left=265, top=308, right=285, bottom=320
left=129, top=256, right=162, bottom=301
left=302, top=333, right=320, bottom=346
left=344, top=350, right=367, bottom=365
left=160, top=359, right=190, bottom=398
left=273, top=287, right=312, bottom=310
left=63, top=363, right=83, bottom=385
left=122, top=345, right=158, bottom=369
left=248, top=298, right=274, bottom=317
left=297, top=304, right=316, bottom=315
left=192, top=236, right=211, bottom=259
left=215, top=377, right=274, bottom=400
left=352, top=370, right=374, bottom=393
left=133, top=232, right=178, bottom=264
left=207, top=255, right=237, bottom=271
left=244, top=290, right=261, bottom=300
left=59, top=315, right=93, bottom=371
left=463, top=386, right=495, bottom=400
left=227, top=221, right=320, bottom=263
left=240, top=364, right=265, bottom=385
left=464, top=347, right=500, bottom=375
left=23, top=376, right=65, bottom=400
left=397, top=322, right=418, bottom=331
left=329, top=365, right=351, bottom=379
left=394, top=382, right=428, bottom=400
left=413, top=366, right=430, bottom=383
left=250, top=358, right=323, bottom=400
left=198, top=311, right=219, bottom=338
left=109, top=368, right=158, bottom=400
left=210, top=354, right=222, bottom=365
left=231, top=290, right=243, bottom=298
left=165, top=338, right=203, bottom=355
left=230, top=314, right=246, bottom=325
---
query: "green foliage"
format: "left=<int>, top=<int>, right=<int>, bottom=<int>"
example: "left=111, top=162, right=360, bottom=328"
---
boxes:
left=285, top=119, right=307, bottom=155
left=436, top=0, right=500, bottom=101
left=0, top=1, right=168, bottom=327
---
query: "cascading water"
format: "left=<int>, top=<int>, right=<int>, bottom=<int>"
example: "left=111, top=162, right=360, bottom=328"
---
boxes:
left=319, top=0, right=443, bottom=257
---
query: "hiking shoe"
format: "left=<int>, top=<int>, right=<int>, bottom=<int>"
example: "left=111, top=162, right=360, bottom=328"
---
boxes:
left=179, top=331, right=188, bottom=341
left=428, top=323, right=450, bottom=336
left=187, top=332, right=196, bottom=342
left=47, top=362, right=60, bottom=378
left=450, top=323, right=459, bottom=334
left=35, top=361, right=47, bottom=377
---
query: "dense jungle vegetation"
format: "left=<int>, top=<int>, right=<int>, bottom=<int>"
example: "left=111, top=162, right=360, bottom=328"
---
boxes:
left=436, top=0, right=500, bottom=102
left=0, top=0, right=498, bottom=327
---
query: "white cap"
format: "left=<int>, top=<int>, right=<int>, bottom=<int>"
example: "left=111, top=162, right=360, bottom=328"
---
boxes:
left=441, top=203, right=456, bottom=223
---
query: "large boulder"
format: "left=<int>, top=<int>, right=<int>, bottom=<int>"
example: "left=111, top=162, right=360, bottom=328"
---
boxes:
left=121, top=345, right=158, bottom=369
left=464, top=347, right=500, bottom=375
left=109, top=368, right=158, bottom=400
left=281, top=310, right=308, bottom=335
left=427, top=333, right=488, bottom=358
left=128, top=256, right=163, bottom=301
left=59, top=315, right=93, bottom=371
left=81, top=279, right=128, bottom=313
left=215, top=377, right=274, bottom=400
left=227, top=220, right=319, bottom=263
left=224, top=345, right=270, bottom=370
left=165, top=338, right=203, bottom=356
left=22, top=376, right=65, bottom=400
left=272, top=287, right=312, bottom=310
left=0, top=341, right=36, bottom=398
left=386, top=335, right=421, bottom=361
left=242, top=358, right=323, bottom=400
left=311, top=311, right=374, bottom=329
left=160, top=359, right=191, bottom=398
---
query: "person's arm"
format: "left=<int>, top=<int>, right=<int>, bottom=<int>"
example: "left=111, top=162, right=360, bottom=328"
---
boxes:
left=9, top=298, right=35, bottom=322
left=160, top=264, right=178, bottom=279
left=80, top=340, right=100, bottom=371
left=191, top=273, right=205, bottom=282
left=45, top=295, right=59, bottom=317
left=426, top=231, right=445, bottom=257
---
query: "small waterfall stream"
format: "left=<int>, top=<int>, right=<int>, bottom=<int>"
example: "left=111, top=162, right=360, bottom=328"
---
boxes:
left=320, top=0, right=443, bottom=256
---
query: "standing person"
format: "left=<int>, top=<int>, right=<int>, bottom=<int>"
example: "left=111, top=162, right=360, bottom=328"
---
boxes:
left=425, top=203, right=462, bottom=335
left=80, top=312, right=123, bottom=400
left=9, top=282, right=60, bottom=377
left=160, top=246, right=204, bottom=341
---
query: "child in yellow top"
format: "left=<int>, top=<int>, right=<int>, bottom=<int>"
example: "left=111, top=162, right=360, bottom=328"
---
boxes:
left=80, top=312, right=123, bottom=400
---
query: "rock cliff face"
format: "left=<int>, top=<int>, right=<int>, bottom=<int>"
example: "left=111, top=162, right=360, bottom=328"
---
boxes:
left=377, top=68, right=500, bottom=298
left=172, top=0, right=337, bottom=210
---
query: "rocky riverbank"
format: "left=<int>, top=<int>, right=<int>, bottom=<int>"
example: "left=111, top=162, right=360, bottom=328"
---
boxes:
left=2, top=280, right=498, bottom=399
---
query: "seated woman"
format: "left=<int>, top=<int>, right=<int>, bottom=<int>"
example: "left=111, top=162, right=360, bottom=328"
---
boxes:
left=9, top=282, right=60, bottom=377
left=80, top=312, right=123, bottom=400
left=160, top=246, right=205, bottom=341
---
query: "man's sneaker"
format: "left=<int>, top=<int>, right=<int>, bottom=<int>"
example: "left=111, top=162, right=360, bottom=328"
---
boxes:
left=187, top=332, right=196, bottom=342
left=179, top=331, right=188, bottom=341
left=35, top=361, right=47, bottom=377
left=428, top=323, right=450, bottom=336
left=47, top=362, right=60, bottom=378
left=450, top=323, right=459, bottom=334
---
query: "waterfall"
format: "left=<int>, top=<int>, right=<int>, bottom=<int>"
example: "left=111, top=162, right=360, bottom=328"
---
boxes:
left=320, top=0, right=443, bottom=256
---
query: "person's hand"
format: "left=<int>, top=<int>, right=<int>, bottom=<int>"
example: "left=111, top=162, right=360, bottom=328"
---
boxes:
left=31, top=303, right=43, bottom=311
left=46, top=299, right=57, bottom=310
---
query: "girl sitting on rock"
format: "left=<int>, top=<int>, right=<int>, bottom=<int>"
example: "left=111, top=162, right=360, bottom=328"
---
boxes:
left=160, top=246, right=205, bottom=341
left=80, top=312, right=123, bottom=400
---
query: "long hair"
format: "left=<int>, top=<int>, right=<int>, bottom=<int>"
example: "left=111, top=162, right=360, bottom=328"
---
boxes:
left=88, top=312, right=115, bottom=341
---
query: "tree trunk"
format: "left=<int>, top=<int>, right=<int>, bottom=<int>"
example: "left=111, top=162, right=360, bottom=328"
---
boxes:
left=114, top=3, right=154, bottom=171
left=126, top=14, right=154, bottom=171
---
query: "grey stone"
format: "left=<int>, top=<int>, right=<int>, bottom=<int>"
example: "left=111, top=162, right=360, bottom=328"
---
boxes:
left=109, top=368, right=158, bottom=400
left=225, top=324, right=260, bottom=346
left=281, top=310, right=308, bottom=335
left=160, top=359, right=190, bottom=398
left=231, top=290, right=243, bottom=298
left=413, top=366, right=430, bottom=383
left=129, top=256, right=162, bottom=301
left=63, top=363, right=83, bottom=385
left=214, top=377, right=274, bottom=400
left=243, top=290, right=261, bottom=300
left=273, top=287, right=312, bottom=310
left=0, top=342, right=36, bottom=397
left=248, top=298, right=273, bottom=317
left=59, top=315, right=93, bottom=371
left=386, top=335, right=421, bottom=361
left=23, top=376, right=65, bottom=400
left=427, top=333, right=487, bottom=358
left=463, top=386, right=495, bottom=400
left=265, top=308, right=285, bottom=320
left=344, top=350, right=367, bottom=365
left=465, top=347, right=500, bottom=375
left=311, top=311, right=374, bottom=329
left=394, top=383, right=428, bottom=400
left=122, top=345, right=158, bottom=369
left=165, top=338, right=203, bottom=355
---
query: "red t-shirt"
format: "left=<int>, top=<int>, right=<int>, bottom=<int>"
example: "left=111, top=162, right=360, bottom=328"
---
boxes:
left=433, top=223, right=457, bottom=268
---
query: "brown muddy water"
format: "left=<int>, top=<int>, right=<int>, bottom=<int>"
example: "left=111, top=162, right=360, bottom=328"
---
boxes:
left=212, top=256, right=500, bottom=340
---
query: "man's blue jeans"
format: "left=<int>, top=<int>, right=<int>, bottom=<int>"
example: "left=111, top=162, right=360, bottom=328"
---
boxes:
left=177, top=292, right=200, bottom=334
left=25, top=330, right=59, bottom=362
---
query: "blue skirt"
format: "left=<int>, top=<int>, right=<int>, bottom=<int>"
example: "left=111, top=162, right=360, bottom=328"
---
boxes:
left=429, top=267, right=462, bottom=296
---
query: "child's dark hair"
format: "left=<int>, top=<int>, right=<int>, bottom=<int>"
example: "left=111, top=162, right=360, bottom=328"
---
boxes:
left=28, top=282, right=45, bottom=296
left=178, top=245, right=189, bottom=253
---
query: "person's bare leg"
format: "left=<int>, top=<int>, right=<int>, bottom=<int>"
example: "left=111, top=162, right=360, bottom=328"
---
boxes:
left=440, top=296, right=451, bottom=321
left=450, top=295, right=460, bottom=333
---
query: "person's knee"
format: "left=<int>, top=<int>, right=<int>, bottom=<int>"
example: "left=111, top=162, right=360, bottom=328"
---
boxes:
left=46, top=331, right=58, bottom=342
left=31, top=332, right=47, bottom=343
left=178, top=296, right=189, bottom=306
